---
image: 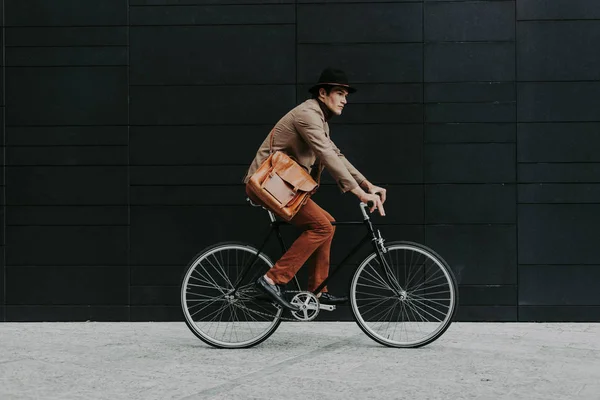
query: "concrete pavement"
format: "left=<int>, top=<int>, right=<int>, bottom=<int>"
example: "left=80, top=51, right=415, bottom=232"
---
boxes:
left=1, top=322, right=599, bottom=399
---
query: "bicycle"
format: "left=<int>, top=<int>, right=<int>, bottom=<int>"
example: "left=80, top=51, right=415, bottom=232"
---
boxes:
left=180, top=198, right=458, bottom=349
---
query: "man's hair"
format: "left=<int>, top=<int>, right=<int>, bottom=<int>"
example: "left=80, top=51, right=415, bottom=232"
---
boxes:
left=310, top=85, right=334, bottom=99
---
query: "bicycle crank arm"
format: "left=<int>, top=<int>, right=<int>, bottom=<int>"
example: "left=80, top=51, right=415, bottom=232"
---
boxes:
left=289, top=303, right=335, bottom=311
left=319, top=304, right=336, bottom=312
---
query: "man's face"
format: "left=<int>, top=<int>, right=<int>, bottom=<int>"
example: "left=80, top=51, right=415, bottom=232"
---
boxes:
left=319, top=86, right=349, bottom=116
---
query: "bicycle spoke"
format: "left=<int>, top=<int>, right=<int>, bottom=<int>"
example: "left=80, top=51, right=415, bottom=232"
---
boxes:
left=194, top=263, right=229, bottom=295
left=356, top=296, right=396, bottom=318
left=373, top=258, right=404, bottom=292
left=409, top=277, right=451, bottom=293
left=360, top=266, right=394, bottom=291
left=405, top=297, right=445, bottom=322
left=356, top=273, right=395, bottom=292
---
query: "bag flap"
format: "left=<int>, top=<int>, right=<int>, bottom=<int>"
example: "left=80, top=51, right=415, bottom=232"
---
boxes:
left=272, top=152, right=317, bottom=192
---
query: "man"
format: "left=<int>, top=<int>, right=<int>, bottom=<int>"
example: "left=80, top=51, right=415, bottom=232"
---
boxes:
left=244, top=67, right=386, bottom=310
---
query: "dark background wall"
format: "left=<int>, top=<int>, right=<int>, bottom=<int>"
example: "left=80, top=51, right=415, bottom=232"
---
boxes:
left=1, top=0, right=599, bottom=322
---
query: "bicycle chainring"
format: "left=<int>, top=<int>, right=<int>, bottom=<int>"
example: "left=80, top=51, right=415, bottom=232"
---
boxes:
left=290, top=291, right=320, bottom=322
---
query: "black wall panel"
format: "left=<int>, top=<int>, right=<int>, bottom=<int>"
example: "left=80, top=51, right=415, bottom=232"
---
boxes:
left=130, top=125, right=272, bottom=165
left=423, top=1, right=517, bottom=322
left=519, top=163, right=600, bottom=183
left=3, top=0, right=130, bottom=321
left=5, top=0, right=127, bottom=26
left=519, top=265, right=600, bottom=306
left=2, top=0, right=599, bottom=322
left=425, top=1, right=515, bottom=41
left=6, top=167, right=128, bottom=205
left=6, top=266, right=128, bottom=305
left=518, top=184, right=600, bottom=204
left=518, top=205, right=600, bottom=265
left=7, top=206, right=128, bottom=226
left=517, top=82, right=600, bottom=122
left=519, top=306, right=600, bottom=323
left=130, top=85, right=296, bottom=125
left=518, top=123, right=600, bottom=162
left=517, top=0, right=600, bottom=20
left=425, top=123, right=515, bottom=143
left=425, top=43, right=515, bottom=82
left=425, top=144, right=515, bottom=183
left=425, top=83, right=515, bottom=103
left=297, top=44, right=423, bottom=83
left=425, top=225, right=517, bottom=285
left=425, top=184, right=516, bottom=224
left=516, top=1, right=600, bottom=323
left=321, top=124, right=423, bottom=183
left=6, top=126, right=128, bottom=146
left=6, top=67, right=128, bottom=125
left=298, top=3, right=422, bottom=43
left=5, top=27, right=128, bottom=46
left=130, top=25, right=295, bottom=85
left=130, top=4, right=294, bottom=25
left=6, top=226, right=128, bottom=266
left=517, top=21, right=600, bottom=81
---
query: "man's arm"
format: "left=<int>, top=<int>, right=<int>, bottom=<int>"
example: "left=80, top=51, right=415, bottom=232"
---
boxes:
left=329, top=139, right=367, bottom=187
left=293, top=110, right=360, bottom=193
left=293, top=109, right=386, bottom=215
left=329, top=136, right=387, bottom=204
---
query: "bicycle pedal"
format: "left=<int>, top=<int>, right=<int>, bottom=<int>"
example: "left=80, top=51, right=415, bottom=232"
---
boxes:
left=319, top=304, right=336, bottom=312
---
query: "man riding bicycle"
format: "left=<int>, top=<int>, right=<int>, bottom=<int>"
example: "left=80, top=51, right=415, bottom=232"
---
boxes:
left=243, top=67, right=387, bottom=310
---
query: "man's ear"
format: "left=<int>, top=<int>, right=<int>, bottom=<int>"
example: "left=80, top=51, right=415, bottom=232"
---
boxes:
left=318, top=87, right=327, bottom=99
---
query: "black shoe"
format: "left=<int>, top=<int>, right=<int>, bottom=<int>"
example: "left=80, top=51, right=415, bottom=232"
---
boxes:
left=254, top=284, right=286, bottom=302
left=318, top=292, right=348, bottom=305
left=255, top=276, right=300, bottom=311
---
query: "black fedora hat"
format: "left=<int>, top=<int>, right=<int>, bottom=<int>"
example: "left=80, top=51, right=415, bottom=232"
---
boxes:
left=308, top=67, right=357, bottom=94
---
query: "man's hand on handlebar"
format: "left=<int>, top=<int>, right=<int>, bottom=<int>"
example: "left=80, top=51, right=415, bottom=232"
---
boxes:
left=351, top=185, right=386, bottom=216
left=369, top=187, right=386, bottom=204
left=361, top=192, right=385, bottom=216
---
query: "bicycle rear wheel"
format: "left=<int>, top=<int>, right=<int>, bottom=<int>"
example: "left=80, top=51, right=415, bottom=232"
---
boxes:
left=181, top=242, right=282, bottom=349
left=350, top=241, right=458, bottom=348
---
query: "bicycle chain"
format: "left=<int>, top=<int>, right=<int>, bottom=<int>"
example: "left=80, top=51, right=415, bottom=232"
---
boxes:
left=232, top=290, right=316, bottom=322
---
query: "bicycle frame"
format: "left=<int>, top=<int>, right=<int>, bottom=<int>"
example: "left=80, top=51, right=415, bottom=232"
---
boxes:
left=233, top=201, right=391, bottom=296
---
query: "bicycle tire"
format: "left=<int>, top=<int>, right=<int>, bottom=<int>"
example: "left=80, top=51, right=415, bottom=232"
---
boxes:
left=181, top=241, right=282, bottom=349
left=350, top=241, right=458, bottom=348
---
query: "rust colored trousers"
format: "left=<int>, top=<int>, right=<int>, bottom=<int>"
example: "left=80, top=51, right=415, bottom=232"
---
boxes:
left=246, top=185, right=335, bottom=293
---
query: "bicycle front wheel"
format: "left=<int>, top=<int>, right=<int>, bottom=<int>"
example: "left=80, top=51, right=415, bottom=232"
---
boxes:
left=181, top=242, right=283, bottom=349
left=351, top=241, right=458, bottom=348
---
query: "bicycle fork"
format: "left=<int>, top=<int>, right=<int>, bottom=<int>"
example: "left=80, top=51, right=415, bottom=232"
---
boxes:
left=371, top=229, right=406, bottom=297
left=362, top=208, right=406, bottom=297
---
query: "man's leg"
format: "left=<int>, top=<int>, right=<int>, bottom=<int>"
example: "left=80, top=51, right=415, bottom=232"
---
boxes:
left=305, top=203, right=348, bottom=304
left=307, top=205, right=335, bottom=293
left=265, top=199, right=335, bottom=286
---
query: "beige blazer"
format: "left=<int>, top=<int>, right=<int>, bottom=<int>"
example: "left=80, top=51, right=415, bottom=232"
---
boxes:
left=243, top=99, right=366, bottom=193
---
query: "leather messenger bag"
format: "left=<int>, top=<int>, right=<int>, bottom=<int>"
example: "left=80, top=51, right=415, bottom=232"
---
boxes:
left=247, top=130, right=319, bottom=221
